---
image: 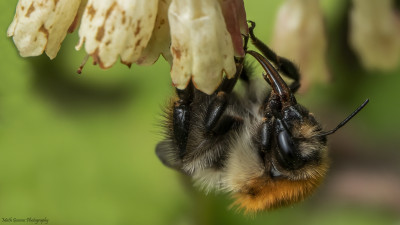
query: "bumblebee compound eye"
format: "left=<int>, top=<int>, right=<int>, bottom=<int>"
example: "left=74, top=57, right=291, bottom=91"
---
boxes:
left=275, top=118, right=305, bottom=170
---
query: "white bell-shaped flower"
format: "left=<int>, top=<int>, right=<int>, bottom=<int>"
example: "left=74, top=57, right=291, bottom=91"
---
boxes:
left=350, top=0, right=400, bottom=70
left=272, top=0, right=330, bottom=92
left=8, top=0, right=248, bottom=95
left=8, top=0, right=82, bottom=59
left=76, top=0, right=158, bottom=68
left=169, top=0, right=237, bottom=95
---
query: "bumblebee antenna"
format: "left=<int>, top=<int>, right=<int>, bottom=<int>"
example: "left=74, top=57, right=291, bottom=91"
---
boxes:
left=317, top=99, right=369, bottom=137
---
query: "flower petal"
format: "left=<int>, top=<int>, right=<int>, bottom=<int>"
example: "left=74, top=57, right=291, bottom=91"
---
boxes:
left=219, top=0, right=248, bottom=57
left=349, top=0, right=400, bottom=70
left=8, top=0, right=81, bottom=59
left=169, top=0, right=236, bottom=95
left=76, top=0, right=158, bottom=69
left=272, top=0, right=330, bottom=93
left=137, top=0, right=172, bottom=66
left=68, top=0, right=88, bottom=33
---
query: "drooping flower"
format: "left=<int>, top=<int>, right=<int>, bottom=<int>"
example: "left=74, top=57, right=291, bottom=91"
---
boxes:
left=349, top=0, right=400, bottom=71
left=76, top=0, right=159, bottom=69
left=271, top=0, right=330, bottom=93
left=7, top=0, right=82, bottom=59
left=169, top=0, right=244, bottom=94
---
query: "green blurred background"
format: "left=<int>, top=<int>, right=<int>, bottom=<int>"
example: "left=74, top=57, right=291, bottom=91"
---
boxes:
left=1, top=1, right=400, bottom=225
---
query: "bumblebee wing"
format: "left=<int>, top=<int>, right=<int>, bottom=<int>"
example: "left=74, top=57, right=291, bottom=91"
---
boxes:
left=155, top=140, right=183, bottom=171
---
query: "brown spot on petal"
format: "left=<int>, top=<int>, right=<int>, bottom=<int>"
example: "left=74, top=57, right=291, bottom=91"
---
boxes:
left=90, top=48, right=107, bottom=69
left=53, top=0, right=59, bottom=11
left=87, top=4, right=96, bottom=21
left=39, top=25, right=49, bottom=38
left=68, top=14, right=80, bottom=33
left=105, top=2, right=117, bottom=19
left=172, top=47, right=181, bottom=60
left=135, top=38, right=142, bottom=47
left=122, top=11, right=126, bottom=24
left=91, top=48, right=100, bottom=65
left=157, top=18, right=166, bottom=29
left=121, top=59, right=132, bottom=68
left=25, top=3, right=35, bottom=17
left=134, top=20, right=141, bottom=35
left=21, top=6, right=25, bottom=11
left=96, top=26, right=105, bottom=42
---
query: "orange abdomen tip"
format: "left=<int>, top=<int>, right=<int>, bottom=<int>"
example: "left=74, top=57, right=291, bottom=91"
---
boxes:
left=231, top=175, right=325, bottom=213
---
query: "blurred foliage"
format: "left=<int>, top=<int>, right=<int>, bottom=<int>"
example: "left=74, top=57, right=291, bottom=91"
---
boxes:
left=0, top=0, right=400, bottom=225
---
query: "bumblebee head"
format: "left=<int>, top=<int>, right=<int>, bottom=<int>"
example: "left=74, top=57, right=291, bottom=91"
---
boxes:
left=232, top=99, right=369, bottom=213
left=272, top=104, right=327, bottom=171
left=233, top=51, right=369, bottom=212
left=232, top=103, right=330, bottom=213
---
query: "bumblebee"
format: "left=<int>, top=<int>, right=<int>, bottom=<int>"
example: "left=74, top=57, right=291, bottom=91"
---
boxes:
left=156, top=21, right=368, bottom=213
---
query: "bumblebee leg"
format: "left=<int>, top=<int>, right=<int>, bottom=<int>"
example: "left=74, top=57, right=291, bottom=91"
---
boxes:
left=204, top=58, right=244, bottom=132
left=259, top=116, right=273, bottom=158
left=246, top=50, right=296, bottom=107
left=173, top=82, right=194, bottom=158
left=258, top=93, right=282, bottom=168
left=248, top=21, right=300, bottom=93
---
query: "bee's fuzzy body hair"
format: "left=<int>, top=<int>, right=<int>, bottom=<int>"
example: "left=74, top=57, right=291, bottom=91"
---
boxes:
left=157, top=70, right=329, bottom=212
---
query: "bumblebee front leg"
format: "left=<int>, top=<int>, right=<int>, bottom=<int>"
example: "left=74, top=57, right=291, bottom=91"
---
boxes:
left=204, top=58, right=244, bottom=132
left=173, top=82, right=194, bottom=158
left=248, top=21, right=300, bottom=93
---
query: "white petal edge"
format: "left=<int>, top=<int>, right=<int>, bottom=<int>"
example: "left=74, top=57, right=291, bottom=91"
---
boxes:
left=8, top=0, right=81, bottom=59
left=137, top=0, right=172, bottom=66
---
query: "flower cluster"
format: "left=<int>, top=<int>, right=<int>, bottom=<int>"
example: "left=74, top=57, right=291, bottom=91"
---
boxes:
left=9, top=0, right=398, bottom=95
left=8, top=0, right=247, bottom=95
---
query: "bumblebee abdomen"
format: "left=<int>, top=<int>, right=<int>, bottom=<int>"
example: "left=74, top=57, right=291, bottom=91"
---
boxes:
left=232, top=174, right=324, bottom=213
